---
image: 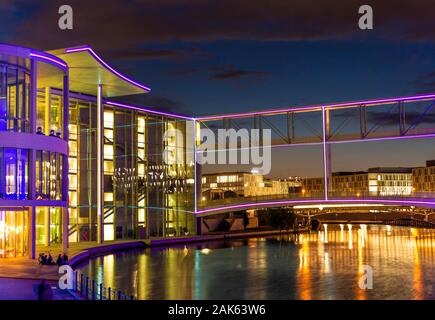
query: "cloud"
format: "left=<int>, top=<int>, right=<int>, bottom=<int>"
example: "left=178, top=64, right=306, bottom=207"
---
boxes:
left=412, top=72, right=435, bottom=93
left=112, top=93, right=192, bottom=115
left=104, top=49, right=185, bottom=60
left=209, top=69, right=270, bottom=80
left=169, top=68, right=202, bottom=76
left=5, top=0, right=435, bottom=53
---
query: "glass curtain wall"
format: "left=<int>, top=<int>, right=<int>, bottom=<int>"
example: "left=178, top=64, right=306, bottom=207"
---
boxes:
left=35, top=150, right=63, bottom=200
left=34, top=207, right=63, bottom=246
left=68, top=98, right=97, bottom=242
left=0, top=148, right=29, bottom=200
left=67, top=98, right=196, bottom=242
left=0, top=63, right=30, bottom=133
left=0, top=209, right=28, bottom=258
left=146, top=115, right=195, bottom=238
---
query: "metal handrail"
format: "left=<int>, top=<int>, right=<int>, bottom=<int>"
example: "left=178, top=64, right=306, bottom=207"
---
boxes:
left=198, top=191, right=435, bottom=210
left=72, top=270, right=134, bottom=300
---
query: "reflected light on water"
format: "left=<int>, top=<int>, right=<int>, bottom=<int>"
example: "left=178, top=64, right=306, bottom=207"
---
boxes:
left=386, top=225, right=392, bottom=236
left=201, top=248, right=211, bottom=255
left=78, top=225, right=435, bottom=300
left=340, top=224, right=344, bottom=243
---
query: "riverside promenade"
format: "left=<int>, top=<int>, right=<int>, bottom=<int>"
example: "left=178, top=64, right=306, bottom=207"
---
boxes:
left=0, top=240, right=148, bottom=300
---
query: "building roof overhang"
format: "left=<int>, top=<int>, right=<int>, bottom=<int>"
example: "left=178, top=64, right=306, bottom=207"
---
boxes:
left=48, top=45, right=151, bottom=98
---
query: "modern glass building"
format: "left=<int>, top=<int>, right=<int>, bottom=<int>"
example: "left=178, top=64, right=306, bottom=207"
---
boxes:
left=0, top=44, right=196, bottom=259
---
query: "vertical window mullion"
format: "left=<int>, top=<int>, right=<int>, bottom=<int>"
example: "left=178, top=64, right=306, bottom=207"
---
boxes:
left=14, top=67, right=18, bottom=132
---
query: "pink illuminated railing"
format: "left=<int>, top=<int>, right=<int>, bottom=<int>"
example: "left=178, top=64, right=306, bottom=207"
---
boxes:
left=196, top=192, right=435, bottom=214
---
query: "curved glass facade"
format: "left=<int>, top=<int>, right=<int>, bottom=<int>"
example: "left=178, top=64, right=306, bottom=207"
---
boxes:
left=0, top=45, right=69, bottom=258
left=0, top=209, right=28, bottom=258
left=67, top=100, right=195, bottom=242
left=0, top=63, right=31, bottom=132
left=0, top=148, right=28, bottom=200
left=35, top=150, right=64, bottom=200
left=0, top=44, right=197, bottom=258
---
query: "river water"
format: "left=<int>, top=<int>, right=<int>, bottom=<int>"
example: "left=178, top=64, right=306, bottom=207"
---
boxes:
left=77, top=225, right=435, bottom=299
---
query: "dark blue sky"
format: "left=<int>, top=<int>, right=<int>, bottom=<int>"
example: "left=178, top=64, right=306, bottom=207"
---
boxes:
left=2, top=1, right=435, bottom=115
left=119, top=39, right=435, bottom=116
left=2, top=0, right=435, bottom=176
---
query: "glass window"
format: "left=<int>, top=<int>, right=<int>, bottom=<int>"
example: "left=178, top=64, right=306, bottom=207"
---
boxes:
left=0, top=148, right=29, bottom=200
left=0, top=64, right=30, bottom=132
left=0, top=210, right=29, bottom=258
left=36, top=150, right=63, bottom=200
left=50, top=208, right=62, bottom=244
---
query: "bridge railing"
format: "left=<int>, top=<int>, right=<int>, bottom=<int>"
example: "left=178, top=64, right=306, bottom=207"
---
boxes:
left=198, top=191, right=435, bottom=211
left=198, top=193, right=324, bottom=210
left=71, top=270, right=134, bottom=300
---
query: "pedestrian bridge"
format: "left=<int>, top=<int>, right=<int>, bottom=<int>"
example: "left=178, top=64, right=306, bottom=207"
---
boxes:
left=194, top=93, right=435, bottom=216
left=196, top=193, right=435, bottom=216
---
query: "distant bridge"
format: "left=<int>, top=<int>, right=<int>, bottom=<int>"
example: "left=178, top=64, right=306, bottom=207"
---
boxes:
left=383, top=218, right=435, bottom=229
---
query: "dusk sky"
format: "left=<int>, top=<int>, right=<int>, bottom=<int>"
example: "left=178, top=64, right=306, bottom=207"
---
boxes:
left=2, top=0, right=435, bottom=177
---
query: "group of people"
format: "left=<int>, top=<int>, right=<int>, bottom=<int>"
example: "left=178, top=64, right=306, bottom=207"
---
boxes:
left=38, top=252, right=69, bottom=266
left=36, top=126, right=62, bottom=138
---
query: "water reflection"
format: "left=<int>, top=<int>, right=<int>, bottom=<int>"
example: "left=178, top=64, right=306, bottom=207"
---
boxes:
left=78, top=225, right=435, bottom=300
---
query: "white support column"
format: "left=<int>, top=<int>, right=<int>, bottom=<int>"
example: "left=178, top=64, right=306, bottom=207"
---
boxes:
left=62, top=207, right=68, bottom=253
left=29, top=206, right=36, bottom=259
left=44, top=87, right=51, bottom=135
left=62, top=74, right=69, bottom=253
left=97, top=84, right=104, bottom=243
left=193, top=119, right=198, bottom=213
left=29, top=60, right=37, bottom=259
left=46, top=208, right=50, bottom=246
left=322, top=107, right=331, bottom=200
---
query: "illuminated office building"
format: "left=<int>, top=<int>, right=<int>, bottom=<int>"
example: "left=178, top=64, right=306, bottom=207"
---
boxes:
left=412, top=160, right=435, bottom=193
left=302, top=168, right=413, bottom=197
left=201, top=172, right=302, bottom=200
left=0, top=44, right=195, bottom=258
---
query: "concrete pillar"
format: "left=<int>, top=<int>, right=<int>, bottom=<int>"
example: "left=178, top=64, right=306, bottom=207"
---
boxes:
left=193, top=120, right=201, bottom=213
left=44, top=87, right=51, bottom=135
left=322, top=107, right=332, bottom=200
left=196, top=216, right=202, bottom=236
left=28, top=60, right=37, bottom=259
left=62, top=207, right=68, bottom=253
left=62, top=74, right=69, bottom=252
left=46, top=208, right=50, bottom=246
left=360, top=105, right=367, bottom=138
left=28, top=206, right=36, bottom=259
left=30, top=59, right=37, bottom=134
left=96, top=84, right=104, bottom=243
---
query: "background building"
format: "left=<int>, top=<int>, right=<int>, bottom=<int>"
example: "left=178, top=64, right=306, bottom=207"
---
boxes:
left=201, top=172, right=302, bottom=200
left=302, top=167, right=413, bottom=197
left=413, top=160, right=435, bottom=193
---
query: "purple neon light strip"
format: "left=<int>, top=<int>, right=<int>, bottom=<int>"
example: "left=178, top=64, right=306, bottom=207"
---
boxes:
left=106, top=101, right=194, bottom=120
left=29, top=52, right=68, bottom=69
left=196, top=93, right=435, bottom=121
left=322, top=106, right=328, bottom=201
left=196, top=199, right=326, bottom=214
left=65, top=46, right=151, bottom=92
left=195, top=198, right=435, bottom=215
